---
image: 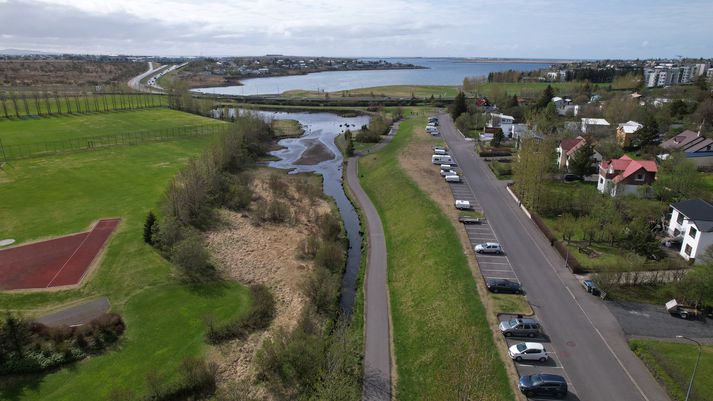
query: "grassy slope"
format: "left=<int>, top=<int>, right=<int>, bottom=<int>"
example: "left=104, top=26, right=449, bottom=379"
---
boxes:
left=0, top=108, right=215, bottom=146
left=630, top=339, right=713, bottom=401
left=358, top=117, right=512, bottom=400
left=0, top=111, right=250, bottom=400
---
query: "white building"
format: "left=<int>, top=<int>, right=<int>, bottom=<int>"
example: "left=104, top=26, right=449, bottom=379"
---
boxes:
left=488, top=113, right=515, bottom=137
left=668, top=199, right=713, bottom=263
left=581, top=118, right=610, bottom=136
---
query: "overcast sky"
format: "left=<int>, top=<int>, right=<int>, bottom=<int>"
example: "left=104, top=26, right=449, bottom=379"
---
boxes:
left=1, top=0, right=711, bottom=58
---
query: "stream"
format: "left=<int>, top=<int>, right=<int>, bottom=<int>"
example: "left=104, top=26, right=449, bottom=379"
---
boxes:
left=239, top=109, right=370, bottom=316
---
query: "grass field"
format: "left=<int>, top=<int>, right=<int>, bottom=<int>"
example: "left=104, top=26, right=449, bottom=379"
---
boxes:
left=471, top=81, right=589, bottom=97
left=0, top=110, right=250, bottom=400
left=271, top=119, right=304, bottom=138
left=358, top=117, right=512, bottom=400
left=630, top=339, right=713, bottom=401
left=0, top=108, right=216, bottom=147
left=282, top=85, right=458, bottom=99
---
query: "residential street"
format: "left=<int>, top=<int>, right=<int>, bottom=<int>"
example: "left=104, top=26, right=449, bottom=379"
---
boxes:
left=439, top=113, right=670, bottom=401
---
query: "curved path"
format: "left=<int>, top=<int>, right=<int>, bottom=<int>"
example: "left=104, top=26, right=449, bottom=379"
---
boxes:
left=345, top=123, right=399, bottom=401
left=127, top=61, right=168, bottom=92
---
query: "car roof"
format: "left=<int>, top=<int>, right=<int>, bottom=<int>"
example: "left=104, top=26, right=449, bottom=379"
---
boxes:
left=481, top=242, right=500, bottom=246
left=514, top=318, right=538, bottom=324
left=537, top=374, right=566, bottom=383
left=522, top=342, right=545, bottom=350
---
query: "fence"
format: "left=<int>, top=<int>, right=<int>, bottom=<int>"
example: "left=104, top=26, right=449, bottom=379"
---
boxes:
left=0, top=124, right=229, bottom=162
left=0, top=93, right=169, bottom=119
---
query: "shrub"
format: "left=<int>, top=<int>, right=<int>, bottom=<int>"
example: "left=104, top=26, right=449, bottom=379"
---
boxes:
left=315, top=240, right=345, bottom=273
left=171, top=234, right=210, bottom=273
left=302, top=266, right=340, bottom=317
left=218, top=173, right=253, bottom=211
left=297, top=235, right=319, bottom=260
left=143, top=211, right=157, bottom=245
left=206, top=285, right=276, bottom=344
left=317, top=212, right=342, bottom=241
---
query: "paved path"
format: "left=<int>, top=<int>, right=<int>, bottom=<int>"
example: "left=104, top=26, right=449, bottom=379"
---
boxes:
left=345, top=122, right=399, bottom=401
left=37, top=297, right=111, bottom=327
left=440, top=113, right=669, bottom=401
left=127, top=61, right=167, bottom=92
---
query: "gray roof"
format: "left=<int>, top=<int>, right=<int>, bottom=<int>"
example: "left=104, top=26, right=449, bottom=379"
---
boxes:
left=672, top=199, right=713, bottom=232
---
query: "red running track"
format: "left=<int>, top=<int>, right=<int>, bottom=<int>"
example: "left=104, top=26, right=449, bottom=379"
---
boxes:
left=0, top=219, right=121, bottom=290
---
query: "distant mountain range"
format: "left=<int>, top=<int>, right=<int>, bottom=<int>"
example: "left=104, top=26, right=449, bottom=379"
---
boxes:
left=0, top=48, right=54, bottom=56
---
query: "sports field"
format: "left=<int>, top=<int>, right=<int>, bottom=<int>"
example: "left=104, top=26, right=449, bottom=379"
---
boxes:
left=0, top=110, right=251, bottom=400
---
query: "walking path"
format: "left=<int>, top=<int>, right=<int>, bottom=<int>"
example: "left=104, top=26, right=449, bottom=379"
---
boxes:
left=345, top=122, right=399, bottom=401
left=37, top=297, right=111, bottom=327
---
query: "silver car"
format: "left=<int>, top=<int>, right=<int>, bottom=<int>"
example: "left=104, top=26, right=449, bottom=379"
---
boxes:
left=474, top=242, right=503, bottom=254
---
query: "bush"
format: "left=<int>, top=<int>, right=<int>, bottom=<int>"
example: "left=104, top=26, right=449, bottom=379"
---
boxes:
left=206, top=285, right=276, bottom=344
left=297, top=235, right=319, bottom=260
left=317, top=212, right=342, bottom=241
left=218, top=173, right=253, bottom=211
left=143, top=211, right=157, bottom=245
left=171, top=234, right=211, bottom=273
left=315, top=240, right=345, bottom=273
left=302, top=266, right=340, bottom=317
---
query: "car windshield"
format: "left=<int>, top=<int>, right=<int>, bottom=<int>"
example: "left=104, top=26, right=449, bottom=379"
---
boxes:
left=507, top=319, right=519, bottom=327
left=531, top=374, right=543, bottom=385
left=516, top=343, right=527, bottom=352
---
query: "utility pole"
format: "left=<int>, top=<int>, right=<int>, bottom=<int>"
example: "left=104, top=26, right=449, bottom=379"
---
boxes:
left=676, top=335, right=702, bottom=401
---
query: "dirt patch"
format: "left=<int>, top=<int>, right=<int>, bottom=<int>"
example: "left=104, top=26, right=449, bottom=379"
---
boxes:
left=294, top=138, right=334, bottom=165
left=398, top=126, right=528, bottom=400
left=205, top=170, right=330, bottom=399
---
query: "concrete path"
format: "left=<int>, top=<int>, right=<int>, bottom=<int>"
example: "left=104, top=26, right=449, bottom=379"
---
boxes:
left=345, top=122, right=399, bottom=401
left=37, top=297, right=111, bottom=327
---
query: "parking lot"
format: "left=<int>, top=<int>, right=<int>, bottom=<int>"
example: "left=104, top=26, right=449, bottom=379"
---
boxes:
left=500, top=314, right=580, bottom=400
left=445, top=173, right=521, bottom=285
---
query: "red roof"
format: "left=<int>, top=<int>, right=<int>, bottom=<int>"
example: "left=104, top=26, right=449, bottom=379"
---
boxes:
left=560, top=136, right=585, bottom=154
left=600, top=155, right=657, bottom=184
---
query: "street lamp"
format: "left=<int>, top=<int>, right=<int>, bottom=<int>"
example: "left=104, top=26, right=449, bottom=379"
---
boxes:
left=676, top=335, right=703, bottom=401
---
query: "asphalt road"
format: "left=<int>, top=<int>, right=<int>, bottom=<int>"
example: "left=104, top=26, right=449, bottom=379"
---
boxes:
left=37, top=297, right=110, bottom=327
left=439, top=113, right=669, bottom=401
left=127, top=61, right=167, bottom=92
left=345, top=125, right=396, bottom=401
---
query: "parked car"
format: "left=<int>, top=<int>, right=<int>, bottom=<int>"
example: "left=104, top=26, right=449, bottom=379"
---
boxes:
left=486, top=278, right=522, bottom=294
left=440, top=169, right=458, bottom=177
left=666, top=299, right=701, bottom=320
left=433, top=146, right=447, bottom=152
left=439, top=163, right=453, bottom=171
left=475, top=242, right=503, bottom=254
left=499, top=317, right=542, bottom=338
left=434, top=148, right=448, bottom=155
left=509, top=342, right=548, bottom=362
left=432, top=154, right=453, bottom=164
left=458, top=216, right=483, bottom=224
left=445, top=174, right=461, bottom=183
left=582, top=279, right=600, bottom=296
left=563, top=173, right=583, bottom=183
left=455, top=200, right=472, bottom=210
left=518, top=374, right=567, bottom=398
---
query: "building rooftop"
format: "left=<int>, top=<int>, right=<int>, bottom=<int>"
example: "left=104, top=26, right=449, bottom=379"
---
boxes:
left=672, top=199, right=713, bottom=232
left=582, top=118, right=610, bottom=126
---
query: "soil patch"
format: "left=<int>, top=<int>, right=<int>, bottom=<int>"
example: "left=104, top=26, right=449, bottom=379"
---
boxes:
left=294, top=138, right=334, bottom=165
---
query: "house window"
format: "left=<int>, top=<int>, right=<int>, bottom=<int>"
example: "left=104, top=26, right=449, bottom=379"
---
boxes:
left=599, top=178, right=604, bottom=184
left=689, top=227, right=698, bottom=238
left=635, top=173, right=645, bottom=181
left=677, top=213, right=684, bottom=225
left=685, top=244, right=693, bottom=256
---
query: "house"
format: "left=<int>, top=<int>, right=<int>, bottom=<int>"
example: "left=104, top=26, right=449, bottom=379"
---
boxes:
left=556, top=136, right=602, bottom=171
left=488, top=113, right=514, bottom=137
left=597, top=155, right=657, bottom=197
left=552, top=97, right=580, bottom=116
left=667, top=199, right=713, bottom=263
left=659, top=130, right=713, bottom=167
left=616, top=121, right=643, bottom=148
left=581, top=118, right=611, bottom=136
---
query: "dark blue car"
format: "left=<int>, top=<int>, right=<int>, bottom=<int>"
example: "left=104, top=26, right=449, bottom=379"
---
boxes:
left=519, top=374, right=568, bottom=398
left=582, top=279, right=601, bottom=296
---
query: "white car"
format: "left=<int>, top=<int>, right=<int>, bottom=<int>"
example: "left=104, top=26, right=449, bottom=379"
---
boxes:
left=455, top=200, right=471, bottom=210
left=445, top=174, right=461, bottom=183
left=440, top=169, right=457, bottom=177
left=474, top=242, right=503, bottom=254
left=508, top=342, right=548, bottom=362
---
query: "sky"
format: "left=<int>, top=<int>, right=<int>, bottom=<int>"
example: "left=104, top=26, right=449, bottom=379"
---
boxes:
left=0, top=0, right=712, bottom=59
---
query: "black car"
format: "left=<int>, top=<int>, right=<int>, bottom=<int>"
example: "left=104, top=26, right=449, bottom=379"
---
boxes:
left=519, top=374, right=567, bottom=398
left=458, top=216, right=484, bottom=224
left=486, top=278, right=522, bottom=294
left=563, top=173, right=583, bottom=182
left=582, top=279, right=601, bottom=296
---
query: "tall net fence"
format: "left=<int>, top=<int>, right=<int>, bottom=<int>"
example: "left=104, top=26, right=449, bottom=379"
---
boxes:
left=0, top=124, right=229, bottom=162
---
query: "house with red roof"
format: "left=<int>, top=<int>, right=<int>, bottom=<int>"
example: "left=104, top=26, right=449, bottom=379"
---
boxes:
left=597, top=155, right=657, bottom=197
left=556, top=136, right=602, bottom=171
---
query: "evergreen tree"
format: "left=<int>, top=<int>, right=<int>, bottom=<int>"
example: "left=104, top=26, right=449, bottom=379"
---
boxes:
left=568, top=137, right=596, bottom=176
left=450, top=91, right=467, bottom=120
left=636, top=111, right=659, bottom=147
left=491, top=129, right=504, bottom=148
left=508, top=94, right=519, bottom=108
left=344, top=129, right=354, bottom=157
left=536, top=85, right=555, bottom=109
left=144, top=211, right=157, bottom=245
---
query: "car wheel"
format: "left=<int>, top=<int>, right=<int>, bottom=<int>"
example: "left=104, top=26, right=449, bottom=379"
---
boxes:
left=515, top=356, right=522, bottom=362
left=539, top=357, right=547, bottom=362
left=477, top=250, right=483, bottom=254
left=497, top=250, right=502, bottom=255
left=504, top=332, right=512, bottom=337
left=492, top=288, right=499, bottom=293
left=681, top=312, right=688, bottom=319
left=527, top=333, right=535, bottom=338
left=525, top=390, right=535, bottom=397
left=555, top=392, right=566, bottom=399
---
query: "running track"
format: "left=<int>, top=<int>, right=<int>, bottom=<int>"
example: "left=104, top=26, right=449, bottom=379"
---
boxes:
left=0, top=219, right=121, bottom=290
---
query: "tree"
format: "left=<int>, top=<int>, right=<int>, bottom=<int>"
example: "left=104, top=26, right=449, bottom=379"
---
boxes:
left=693, top=98, right=713, bottom=131
left=677, top=263, right=713, bottom=307
left=568, top=137, right=596, bottom=176
left=490, top=129, right=504, bottom=148
left=635, top=111, right=659, bottom=147
left=450, top=91, right=467, bottom=120
left=536, top=85, right=555, bottom=109
left=344, top=129, right=354, bottom=156
left=143, top=211, right=157, bottom=245
left=693, top=75, right=709, bottom=91
left=513, top=137, right=557, bottom=212
left=653, top=152, right=703, bottom=202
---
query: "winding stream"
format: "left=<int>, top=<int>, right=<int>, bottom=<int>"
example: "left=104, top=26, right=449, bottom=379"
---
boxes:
left=246, top=109, right=370, bottom=316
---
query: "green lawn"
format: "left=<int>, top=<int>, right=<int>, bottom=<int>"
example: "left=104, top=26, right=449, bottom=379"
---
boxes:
left=0, top=108, right=216, bottom=147
left=358, top=116, right=512, bottom=400
left=472, top=81, right=592, bottom=97
left=630, top=339, right=713, bottom=401
left=0, top=111, right=250, bottom=399
left=1, top=283, right=251, bottom=401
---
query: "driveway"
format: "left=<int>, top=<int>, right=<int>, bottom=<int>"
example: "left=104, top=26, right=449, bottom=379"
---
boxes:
left=606, top=300, right=713, bottom=341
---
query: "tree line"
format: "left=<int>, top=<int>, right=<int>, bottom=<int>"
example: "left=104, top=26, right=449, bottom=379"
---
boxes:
left=0, top=91, right=167, bottom=119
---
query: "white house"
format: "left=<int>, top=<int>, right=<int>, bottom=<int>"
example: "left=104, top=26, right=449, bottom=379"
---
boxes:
left=556, top=136, right=602, bottom=171
left=488, top=113, right=515, bottom=137
left=597, top=155, right=657, bottom=197
left=581, top=118, right=610, bottom=136
left=552, top=97, right=579, bottom=116
left=668, top=199, right=713, bottom=263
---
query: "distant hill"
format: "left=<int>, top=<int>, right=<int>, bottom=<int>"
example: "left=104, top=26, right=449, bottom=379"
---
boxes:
left=0, top=48, right=54, bottom=56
